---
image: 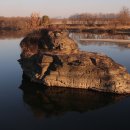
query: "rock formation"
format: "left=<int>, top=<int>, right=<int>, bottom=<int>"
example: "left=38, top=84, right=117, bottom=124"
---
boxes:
left=19, top=29, right=130, bottom=94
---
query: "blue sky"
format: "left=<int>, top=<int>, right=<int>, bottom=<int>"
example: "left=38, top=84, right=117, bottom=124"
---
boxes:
left=0, top=0, right=130, bottom=17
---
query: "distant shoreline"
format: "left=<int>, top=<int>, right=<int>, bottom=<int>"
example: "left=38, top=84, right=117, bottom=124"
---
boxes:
left=80, top=39, right=130, bottom=44
left=67, top=26, right=130, bottom=34
left=1, top=25, right=130, bottom=34
left=0, top=25, right=130, bottom=39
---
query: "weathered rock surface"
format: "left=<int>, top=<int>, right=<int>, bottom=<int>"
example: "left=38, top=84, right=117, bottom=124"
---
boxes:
left=19, top=29, right=130, bottom=94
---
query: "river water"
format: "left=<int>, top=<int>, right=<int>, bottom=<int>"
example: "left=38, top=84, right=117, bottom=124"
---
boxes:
left=0, top=33, right=130, bottom=130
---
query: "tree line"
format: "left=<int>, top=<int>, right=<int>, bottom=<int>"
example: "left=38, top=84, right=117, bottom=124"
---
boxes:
left=69, top=7, right=130, bottom=26
left=0, top=7, right=130, bottom=31
left=0, top=13, right=50, bottom=31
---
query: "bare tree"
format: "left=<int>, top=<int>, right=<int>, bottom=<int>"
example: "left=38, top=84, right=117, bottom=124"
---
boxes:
left=62, top=18, right=68, bottom=29
left=28, top=12, right=41, bottom=30
left=41, top=15, right=50, bottom=27
left=118, top=7, right=130, bottom=25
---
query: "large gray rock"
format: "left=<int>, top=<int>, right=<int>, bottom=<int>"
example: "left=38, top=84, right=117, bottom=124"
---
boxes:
left=19, top=29, right=130, bottom=94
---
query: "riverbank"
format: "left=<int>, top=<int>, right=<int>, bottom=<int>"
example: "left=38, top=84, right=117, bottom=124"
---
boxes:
left=1, top=24, right=130, bottom=34
left=67, top=25, right=130, bottom=34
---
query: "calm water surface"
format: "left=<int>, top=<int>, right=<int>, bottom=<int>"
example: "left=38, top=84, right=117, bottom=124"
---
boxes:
left=0, top=34, right=130, bottom=130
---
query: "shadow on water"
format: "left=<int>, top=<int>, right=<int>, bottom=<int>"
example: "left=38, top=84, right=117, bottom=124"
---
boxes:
left=19, top=74, right=127, bottom=119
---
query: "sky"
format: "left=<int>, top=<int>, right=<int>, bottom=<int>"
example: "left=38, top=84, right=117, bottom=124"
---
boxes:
left=0, top=0, right=130, bottom=18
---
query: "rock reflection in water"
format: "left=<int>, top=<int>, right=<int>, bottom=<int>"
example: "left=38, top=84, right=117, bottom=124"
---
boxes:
left=19, top=75, right=126, bottom=119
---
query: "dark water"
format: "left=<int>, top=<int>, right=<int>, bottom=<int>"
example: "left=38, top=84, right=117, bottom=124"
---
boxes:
left=0, top=34, right=130, bottom=130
